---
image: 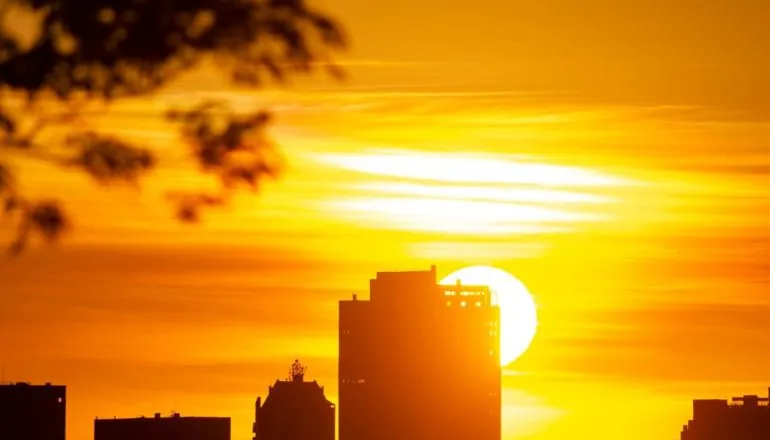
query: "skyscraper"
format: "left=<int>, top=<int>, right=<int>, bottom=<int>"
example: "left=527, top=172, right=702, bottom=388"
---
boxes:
left=338, top=265, right=501, bottom=440
left=0, top=382, right=66, bottom=440
left=252, top=360, right=335, bottom=440
left=681, top=387, right=770, bottom=440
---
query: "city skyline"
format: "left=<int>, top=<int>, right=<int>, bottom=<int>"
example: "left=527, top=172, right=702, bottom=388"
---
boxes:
left=5, top=380, right=769, bottom=440
left=4, top=266, right=770, bottom=439
left=4, top=319, right=770, bottom=440
left=4, top=382, right=770, bottom=440
left=4, top=251, right=770, bottom=440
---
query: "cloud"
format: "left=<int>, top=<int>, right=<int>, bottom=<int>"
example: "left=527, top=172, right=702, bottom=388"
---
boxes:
left=313, top=150, right=631, bottom=187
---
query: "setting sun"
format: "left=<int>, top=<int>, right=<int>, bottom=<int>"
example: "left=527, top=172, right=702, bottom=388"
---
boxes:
left=440, top=266, right=538, bottom=366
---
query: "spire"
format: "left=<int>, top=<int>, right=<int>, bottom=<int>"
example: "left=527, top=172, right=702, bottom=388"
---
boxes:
left=289, top=359, right=307, bottom=382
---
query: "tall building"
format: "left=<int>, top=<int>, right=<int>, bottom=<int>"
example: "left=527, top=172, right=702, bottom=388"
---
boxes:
left=0, top=382, right=66, bottom=440
left=681, top=387, right=770, bottom=440
left=339, top=265, right=501, bottom=440
left=94, top=413, right=230, bottom=440
left=253, top=360, right=335, bottom=440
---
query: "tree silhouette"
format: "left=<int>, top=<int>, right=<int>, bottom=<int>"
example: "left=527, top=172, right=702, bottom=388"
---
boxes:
left=0, top=0, right=346, bottom=254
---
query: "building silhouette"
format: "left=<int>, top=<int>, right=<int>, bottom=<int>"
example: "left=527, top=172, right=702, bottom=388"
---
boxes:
left=253, top=360, right=335, bottom=440
left=94, top=413, right=230, bottom=440
left=0, top=382, right=66, bottom=440
left=338, top=265, right=501, bottom=440
left=681, top=387, right=770, bottom=440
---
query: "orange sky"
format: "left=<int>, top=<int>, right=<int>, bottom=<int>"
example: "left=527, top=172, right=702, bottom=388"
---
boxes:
left=2, top=1, right=770, bottom=439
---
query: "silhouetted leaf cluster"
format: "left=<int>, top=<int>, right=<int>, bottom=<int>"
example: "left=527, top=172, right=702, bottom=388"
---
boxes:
left=1, top=159, right=69, bottom=255
left=0, top=0, right=346, bottom=254
left=166, top=192, right=226, bottom=223
left=8, top=199, right=68, bottom=255
left=0, top=0, right=346, bottom=99
left=64, top=131, right=155, bottom=184
left=165, top=100, right=283, bottom=222
left=0, top=162, right=14, bottom=196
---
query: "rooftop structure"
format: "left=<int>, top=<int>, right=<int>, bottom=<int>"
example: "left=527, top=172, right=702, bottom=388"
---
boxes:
left=681, top=387, right=770, bottom=440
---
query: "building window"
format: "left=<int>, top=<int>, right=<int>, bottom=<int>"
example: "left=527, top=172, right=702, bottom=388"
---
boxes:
left=460, top=301, right=467, bottom=307
left=475, top=301, right=481, bottom=307
left=446, top=301, right=452, bottom=307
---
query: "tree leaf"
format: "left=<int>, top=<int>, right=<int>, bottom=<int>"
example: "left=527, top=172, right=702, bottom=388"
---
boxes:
left=65, top=132, right=156, bottom=184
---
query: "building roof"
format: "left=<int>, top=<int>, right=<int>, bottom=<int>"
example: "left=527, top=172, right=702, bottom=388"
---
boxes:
left=95, top=413, right=230, bottom=422
left=259, top=361, right=334, bottom=411
left=264, top=381, right=333, bottom=407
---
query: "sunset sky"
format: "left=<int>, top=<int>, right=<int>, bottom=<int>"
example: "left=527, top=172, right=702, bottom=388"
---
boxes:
left=2, top=0, right=770, bottom=439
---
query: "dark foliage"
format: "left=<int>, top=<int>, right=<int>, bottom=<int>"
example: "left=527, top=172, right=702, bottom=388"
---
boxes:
left=0, top=0, right=345, bottom=98
left=8, top=199, right=68, bottom=255
left=0, top=0, right=346, bottom=254
left=0, top=161, right=14, bottom=195
left=64, top=131, right=156, bottom=184
left=166, top=100, right=283, bottom=221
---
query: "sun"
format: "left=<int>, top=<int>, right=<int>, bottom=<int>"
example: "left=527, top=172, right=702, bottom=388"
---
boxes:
left=440, top=265, right=537, bottom=366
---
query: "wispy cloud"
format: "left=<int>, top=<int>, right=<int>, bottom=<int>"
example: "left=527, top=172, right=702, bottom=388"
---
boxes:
left=355, top=182, right=613, bottom=205
left=313, top=150, right=632, bottom=187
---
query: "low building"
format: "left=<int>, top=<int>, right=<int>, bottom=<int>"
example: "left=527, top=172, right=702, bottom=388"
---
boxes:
left=0, top=382, right=66, bottom=440
left=681, top=387, right=770, bottom=440
left=253, top=360, right=335, bottom=440
left=94, top=413, right=230, bottom=440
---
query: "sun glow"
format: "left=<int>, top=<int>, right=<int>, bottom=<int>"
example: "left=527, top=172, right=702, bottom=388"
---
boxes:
left=316, top=150, right=629, bottom=187
left=440, top=266, right=538, bottom=366
left=330, top=197, right=597, bottom=234
left=312, top=149, right=628, bottom=236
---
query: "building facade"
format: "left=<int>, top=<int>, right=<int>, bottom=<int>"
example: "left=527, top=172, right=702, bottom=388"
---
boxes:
left=339, top=265, right=501, bottom=440
left=94, top=413, right=230, bottom=440
left=681, top=387, right=770, bottom=440
left=0, top=382, right=66, bottom=440
left=253, top=360, right=335, bottom=440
